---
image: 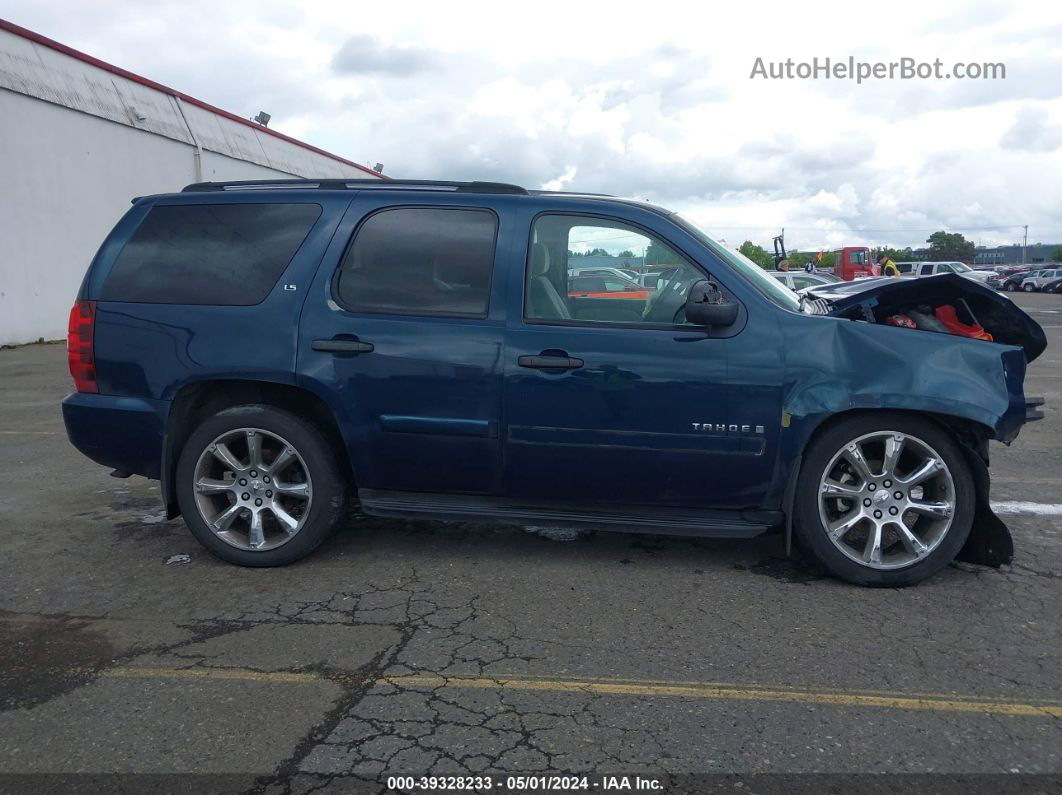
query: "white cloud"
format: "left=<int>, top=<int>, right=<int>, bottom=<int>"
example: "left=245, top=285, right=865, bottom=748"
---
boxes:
left=1001, top=106, right=1062, bottom=152
left=4, top=0, right=1062, bottom=248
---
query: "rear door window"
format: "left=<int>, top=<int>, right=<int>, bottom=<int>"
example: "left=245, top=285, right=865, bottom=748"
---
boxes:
left=102, top=203, right=322, bottom=304
left=336, top=207, right=497, bottom=317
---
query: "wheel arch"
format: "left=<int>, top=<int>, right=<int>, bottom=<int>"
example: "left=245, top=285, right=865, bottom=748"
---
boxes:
left=161, top=379, right=353, bottom=519
left=781, top=407, right=1011, bottom=567
left=799, top=408, right=994, bottom=456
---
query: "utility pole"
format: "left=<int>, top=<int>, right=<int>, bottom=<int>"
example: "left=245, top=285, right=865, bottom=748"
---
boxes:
left=1022, top=225, right=1028, bottom=265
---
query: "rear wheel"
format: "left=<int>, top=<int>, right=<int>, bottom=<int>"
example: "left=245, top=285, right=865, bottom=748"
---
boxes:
left=176, top=404, right=346, bottom=566
left=794, top=414, right=974, bottom=586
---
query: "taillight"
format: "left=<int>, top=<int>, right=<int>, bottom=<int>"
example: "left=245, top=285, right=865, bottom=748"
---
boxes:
left=67, top=299, right=98, bottom=393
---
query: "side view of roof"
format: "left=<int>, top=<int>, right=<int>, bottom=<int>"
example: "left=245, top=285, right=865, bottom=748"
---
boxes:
left=177, top=178, right=677, bottom=217
left=183, top=179, right=529, bottom=194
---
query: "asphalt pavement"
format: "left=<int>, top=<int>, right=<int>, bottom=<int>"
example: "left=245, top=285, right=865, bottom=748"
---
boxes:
left=1, top=292, right=1060, bottom=792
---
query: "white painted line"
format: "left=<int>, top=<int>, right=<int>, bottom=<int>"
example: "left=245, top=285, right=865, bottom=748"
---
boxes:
left=0, top=430, right=59, bottom=435
left=991, top=501, right=1062, bottom=516
left=992, top=477, right=1062, bottom=485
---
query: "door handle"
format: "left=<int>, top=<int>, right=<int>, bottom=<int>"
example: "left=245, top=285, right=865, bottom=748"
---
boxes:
left=518, top=354, right=584, bottom=370
left=312, top=338, right=374, bottom=354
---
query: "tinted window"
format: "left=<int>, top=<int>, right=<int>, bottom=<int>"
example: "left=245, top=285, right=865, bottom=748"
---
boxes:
left=102, top=203, right=321, bottom=304
left=336, top=208, right=497, bottom=317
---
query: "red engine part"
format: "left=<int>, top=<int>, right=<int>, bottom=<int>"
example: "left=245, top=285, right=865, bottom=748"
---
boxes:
left=885, top=314, right=917, bottom=328
left=933, top=304, right=993, bottom=341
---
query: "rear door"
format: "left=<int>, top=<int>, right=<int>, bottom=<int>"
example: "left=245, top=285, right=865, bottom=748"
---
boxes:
left=298, top=194, right=514, bottom=495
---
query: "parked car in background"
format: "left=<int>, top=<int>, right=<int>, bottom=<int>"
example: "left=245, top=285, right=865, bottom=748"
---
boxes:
left=1020, top=268, right=1062, bottom=292
left=637, top=268, right=680, bottom=288
left=1043, top=278, right=1062, bottom=294
left=62, top=178, right=1046, bottom=586
left=998, top=266, right=1033, bottom=278
left=896, top=261, right=999, bottom=289
left=770, top=271, right=841, bottom=291
left=569, top=266, right=640, bottom=282
left=1002, top=269, right=1041, bottom=291
left=568, top=273, right=649, bottom=300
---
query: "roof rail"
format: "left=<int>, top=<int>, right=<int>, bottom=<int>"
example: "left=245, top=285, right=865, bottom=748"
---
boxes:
left=181, top=179, right=529, bottom=195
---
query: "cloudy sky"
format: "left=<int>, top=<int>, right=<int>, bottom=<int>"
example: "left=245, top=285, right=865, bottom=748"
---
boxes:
left=6, top=0, right=1062, bottom=252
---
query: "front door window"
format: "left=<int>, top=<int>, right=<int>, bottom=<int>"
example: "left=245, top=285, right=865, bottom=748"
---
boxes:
left=525, top=215, right=704, bottom=326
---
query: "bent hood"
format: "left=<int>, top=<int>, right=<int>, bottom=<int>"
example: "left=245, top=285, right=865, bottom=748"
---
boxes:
left=804, top=274, right=1047, bottom=362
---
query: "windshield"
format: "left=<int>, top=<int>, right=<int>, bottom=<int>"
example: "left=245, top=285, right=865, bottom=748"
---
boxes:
left=948, top=261, right=972, bottom=273
left=672, top=214, right=801, bottom=311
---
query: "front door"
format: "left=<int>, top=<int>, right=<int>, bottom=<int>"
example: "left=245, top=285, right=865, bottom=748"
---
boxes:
left=299, top=196, right=512, bottom=495
left=503, top=212, right=775, bottom=509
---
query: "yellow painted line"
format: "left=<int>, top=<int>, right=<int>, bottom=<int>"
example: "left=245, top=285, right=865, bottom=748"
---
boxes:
left=103, top=667, right=1062, bottom=718
left=382, top=675, right=1062, bottom=718
left=105, top=666, right=327, bottom=685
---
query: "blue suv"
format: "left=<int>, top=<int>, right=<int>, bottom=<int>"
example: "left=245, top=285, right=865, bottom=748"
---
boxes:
left=63, top=180, right=1046, bottom=585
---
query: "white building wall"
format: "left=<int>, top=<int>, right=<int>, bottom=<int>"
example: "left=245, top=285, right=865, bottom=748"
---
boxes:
left=0, top=25, right=382, bottom=345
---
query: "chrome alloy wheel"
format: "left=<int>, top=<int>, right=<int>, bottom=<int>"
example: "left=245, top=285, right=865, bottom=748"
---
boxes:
left=192, top=427, right=312, bottom=551
left=817, top=431, right=955, bottom=570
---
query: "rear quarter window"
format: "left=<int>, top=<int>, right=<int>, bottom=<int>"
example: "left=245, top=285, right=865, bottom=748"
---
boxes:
left=101, top=203, right=322, bottom=305
left=335, top=207, right=497, bottom=317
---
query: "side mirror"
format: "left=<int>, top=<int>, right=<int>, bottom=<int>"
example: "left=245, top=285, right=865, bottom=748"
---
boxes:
left=684, top=280, right=739, bottom=327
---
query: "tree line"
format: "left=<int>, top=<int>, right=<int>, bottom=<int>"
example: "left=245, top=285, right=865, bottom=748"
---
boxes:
left=739, top=231, right=987, bottom=270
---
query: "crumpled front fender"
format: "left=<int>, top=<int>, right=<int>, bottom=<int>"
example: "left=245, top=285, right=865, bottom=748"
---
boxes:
left=779, top=315, right=1027, bottom=567
left=783, top=316, right=1027, bottom=443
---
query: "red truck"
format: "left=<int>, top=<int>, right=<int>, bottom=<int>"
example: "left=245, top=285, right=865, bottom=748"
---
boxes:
left=832, top=246, right=877, bottom=280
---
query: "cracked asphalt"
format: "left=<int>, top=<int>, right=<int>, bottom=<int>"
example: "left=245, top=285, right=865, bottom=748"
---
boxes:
left=1, top=292, right=1060, bottom=791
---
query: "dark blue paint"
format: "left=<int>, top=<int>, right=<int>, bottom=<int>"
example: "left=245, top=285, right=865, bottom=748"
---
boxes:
left=379, top=416, right=496, bottom=438
left=63, top=185, right=1042, bottom=533
left=62, top=392, right=167, bottom=477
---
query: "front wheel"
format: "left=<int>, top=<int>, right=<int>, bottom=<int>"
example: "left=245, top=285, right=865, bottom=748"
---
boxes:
left=1023, top=283, right=1037, bottom=292
left=794, top=414, right=974, bottom=586
left=176, top=404, right=347, bottom=566
left=1005, top=282, right=1018, bottom=292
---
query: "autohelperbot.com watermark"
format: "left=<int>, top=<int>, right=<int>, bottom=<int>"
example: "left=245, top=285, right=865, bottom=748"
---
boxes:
left=750, top=56, right=1005, bottom=83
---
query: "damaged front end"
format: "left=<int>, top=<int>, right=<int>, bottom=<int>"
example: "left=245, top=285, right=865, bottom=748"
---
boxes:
left=803, top=274, right=1047, bottom=363
left=792, top=274, right=1048, bottom=567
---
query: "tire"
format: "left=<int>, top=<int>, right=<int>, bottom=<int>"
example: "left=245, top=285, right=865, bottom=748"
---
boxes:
left=1005, top=282, right=1018, bottom=292
left=1023, top=283, right=1036, bottom=292
left=176, top=404, right=347, bottom=566
left=794, top=413, right=974, bottom=587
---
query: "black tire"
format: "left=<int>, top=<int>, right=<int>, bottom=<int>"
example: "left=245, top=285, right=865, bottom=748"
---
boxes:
left=794, top=413, right=974, bottom=587
left=1023, top=283, right=1036, bottom=292
left=1005, top=282, right=1018, bottom=292
left=176, top=404, right=347, bottom=566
